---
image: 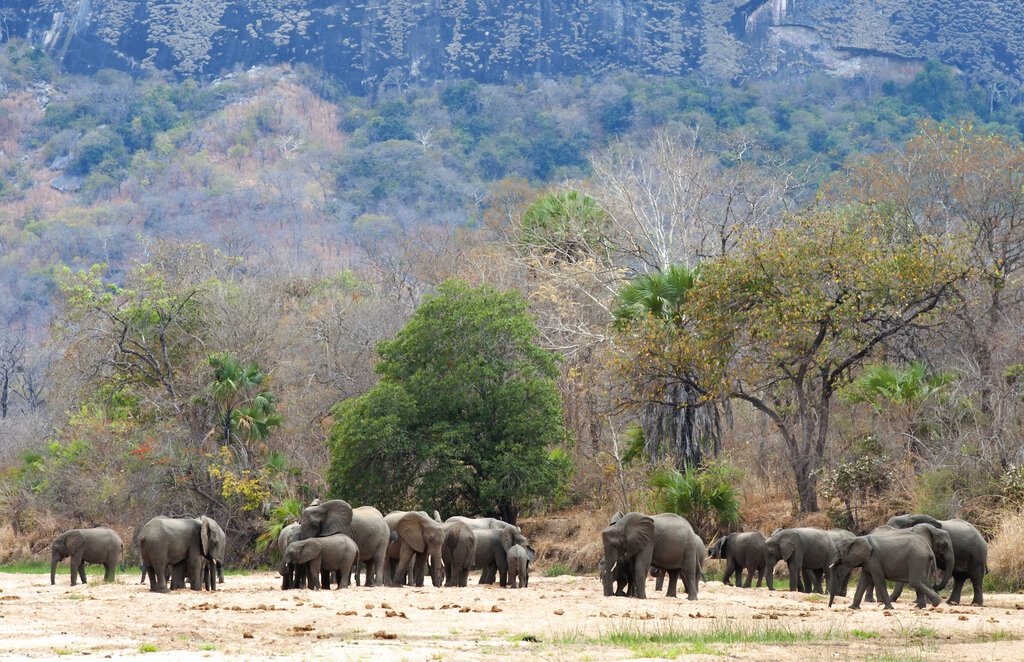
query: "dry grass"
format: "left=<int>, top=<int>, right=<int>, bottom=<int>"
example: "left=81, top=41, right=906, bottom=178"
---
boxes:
left=520, top=507, right=611, bottom=573
left=987, top=508, right=1024, bottom=591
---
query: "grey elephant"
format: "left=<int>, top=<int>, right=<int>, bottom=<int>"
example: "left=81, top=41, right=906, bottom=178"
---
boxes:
left=707, top=531, right=766, bottom=588
left=446, top=516, right=512, bottom=530
left=138, top=516, right=221, bottom=593
left=507, top=544, right=530, bottom=588
left=51, top=528, right=122, bottom=586
left=298, top=500, right=390, bottom=587
left=601, top=512, right=704, bottom=600
left=887, top=514, right=987, bottom=606
left=824, top=529, right=856, bottom=596
left=829, top=533, right=941, bottom=609
left=442, top=520, right=477, bottom=587
left=281, top=534, right=359, bottom=590
left=860, top=524, right=953, bottom=604
left=473, top=526, right=532, bottom=587
left=764, top=527, right=837, bottom=593
left=384, top=511, right=444, bottom=587
left=277, top=523, right=300, bottom=560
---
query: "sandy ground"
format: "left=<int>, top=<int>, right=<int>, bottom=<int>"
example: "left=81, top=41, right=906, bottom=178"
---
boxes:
left=1, top=570, right=1022, bottom=660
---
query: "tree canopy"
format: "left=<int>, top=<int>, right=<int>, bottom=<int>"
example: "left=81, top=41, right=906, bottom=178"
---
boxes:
left=326, top=280, right=571, bottom=524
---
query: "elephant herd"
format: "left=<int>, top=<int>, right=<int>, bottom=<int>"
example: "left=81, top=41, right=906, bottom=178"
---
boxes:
left=47, top=504, right=989, bottom=610
left=48, top=499, right=536, bottom=593
left=601, top=511, right=988, bottom=609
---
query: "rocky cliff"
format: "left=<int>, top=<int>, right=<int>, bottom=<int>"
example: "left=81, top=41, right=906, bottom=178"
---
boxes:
left=4, top=1, right=1020, bottom=87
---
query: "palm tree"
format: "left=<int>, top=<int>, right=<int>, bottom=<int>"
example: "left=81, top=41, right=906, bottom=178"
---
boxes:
left=613, top=264, right=719, bottom=470
left=207, top=352, right=281, bottom=462
left=651, top=463, right=741, bottom=541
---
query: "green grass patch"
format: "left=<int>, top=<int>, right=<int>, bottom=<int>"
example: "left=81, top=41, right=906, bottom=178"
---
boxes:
left=850, top=629, right=881, bottom=639
left=138, top=643, right=158, bottom=653
left=864, top=656, right=926, bottom=662
left=544, top=564, right=573, bottom=577
left=198, top=643, right=217, bottom=651
left=1, top=562, right=53, bottom=574
left=906, top=627, right=938, bottom=639
left=974, top=630, right=1019, bottom=642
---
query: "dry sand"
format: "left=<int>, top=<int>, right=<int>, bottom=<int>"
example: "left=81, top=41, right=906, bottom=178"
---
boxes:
left=1, top=570, right=1022, bottom=660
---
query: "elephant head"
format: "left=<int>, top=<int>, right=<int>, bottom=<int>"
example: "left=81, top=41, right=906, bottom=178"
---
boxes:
left=886, top=514, right=943, bottom=530
left=707, top=535, right=728, bottom=560
left=500, top=526, right=535, bottom=562
left=828, top=537, right=872, bottom=607
left=280, top=539, right=322, bottom=589
left=199, top=517, right=226, bottom=584
left=50, top=530, right=84, bottom=585
left=600, top=513, right=654, bottom=597
left=299, top=499, right=353, bottom=540
left=911, top=523, right=953, bottom=591
left=763, top=532, right=786, bottom=590
left=397, top=512, right=446, bottom=587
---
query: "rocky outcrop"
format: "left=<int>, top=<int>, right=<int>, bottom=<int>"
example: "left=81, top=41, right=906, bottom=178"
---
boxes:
left=3, top=0, right=1019, bottom=86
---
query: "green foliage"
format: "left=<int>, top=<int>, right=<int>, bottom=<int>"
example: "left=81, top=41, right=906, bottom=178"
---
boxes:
left=544, top=563, right=573, bottom=577
left=819, top=435, right=896, bottom=530
left=519, top=189, right=610, bottom=261
left=650, top=461, right=741, bottom=539
left=327, top=280, right=571, bottom=520
left=255, top=497, right=304, bottom=556
left=843, top=361, right=956, bottom=410
left=613, top=264, right=701, bottom=329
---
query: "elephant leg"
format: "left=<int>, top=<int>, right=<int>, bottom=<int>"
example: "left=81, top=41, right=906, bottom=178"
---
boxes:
left=868, top=565, right=893, bottom=610
left=69, top=550, right=85, bottom=586
left=787, top=554, right=803, bottom=592
left=308, top=560, right=322, bottom=590
left=654, top=569, right=665, bottom=592
left=947, top=573, right=967, bottom=605
left=104, top=561, right=116, bottom=583
left=890, top=581, right=905, bottom=603
left=152, top=563, right=169, bottom=594
left=498, top=556, right=509, bottom=588
left=413, top=553, right=428, bottom=587
left=680, top=564, right=698, bottom=601
left=393, top=546, right=416, bottom=586
left=743, top=566, right=754, bottom=588
left=665, top=569, right=679, bottom=598
left=722, top=558, right=736, bottom=586
left=911, top=578, right=941, bottom=608
left=969, top=567, right=985, bottom=606
left=812, top=569, right=824, bottom=594
left=632, top=560, right=648, bottom=600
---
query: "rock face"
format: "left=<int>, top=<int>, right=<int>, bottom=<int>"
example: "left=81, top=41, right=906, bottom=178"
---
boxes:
left=4, top=1, right=1020, bottom=86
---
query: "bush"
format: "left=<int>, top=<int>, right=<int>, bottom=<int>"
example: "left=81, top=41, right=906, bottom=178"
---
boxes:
left=650, top=462, right=741, bottom=540
left=987, top=509, right=1024, bottom=592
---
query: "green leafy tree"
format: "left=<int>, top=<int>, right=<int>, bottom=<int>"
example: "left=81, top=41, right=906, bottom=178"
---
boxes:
left=650, top=462, right=741, bottom=540
left=843, top=361, right=955, bottom=411
left=327, top=281, right=571, bottom=524
left=519, top=189, right=610, bottom=263
left=628, top=208, right=966, bottom=512
left=207, top=353, right=281, bottom=454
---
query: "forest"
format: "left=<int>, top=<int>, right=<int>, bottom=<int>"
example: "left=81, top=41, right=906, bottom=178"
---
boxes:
left=1, top=35, right=1024, bottom=591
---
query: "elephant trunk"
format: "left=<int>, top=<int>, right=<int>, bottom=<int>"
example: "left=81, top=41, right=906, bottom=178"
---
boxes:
left=764, top=558, right=775, bottom=591
left=934, top=547, right=953, bottom=592
left=601, top=558, right=615, bottom=597
left=827, top=564, right=837, bottom=607
left=50, top=551, right=60, bottom=585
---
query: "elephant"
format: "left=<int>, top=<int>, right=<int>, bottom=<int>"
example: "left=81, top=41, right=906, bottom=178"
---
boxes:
left=507, top=544, right=530, bottom=588
left=707, top=531, right=766, bottom=588
left=138, top=516, right=221, bottom=593
left=473, top=526, right=532, bottom=587
left=280, top=534, right=359, bottom=590
left=887, top=514, right=987, bottom=606
left=764, top=527, right=837, bottom=593
left=51, top=528, right=122, bottom=586
left=824, top=529, right=856, bottom=597
left=442, top=520, right=477, bottom=587
left=297, top=500, right=390, bottom=587
left=277, top=523, right=301, bottom=560
left=384, top=511, right=444, bottom=587
left=829, top=534, right=941, bottom=609
left=860, top=524, right=954, bottom=604
left=600, top=512, right=704, bottom=600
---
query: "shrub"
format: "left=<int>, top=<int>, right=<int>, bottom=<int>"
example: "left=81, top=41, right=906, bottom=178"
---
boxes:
left=987, top=509, right=1024, bottom=592
left=650, top=461, right=741, bottom=540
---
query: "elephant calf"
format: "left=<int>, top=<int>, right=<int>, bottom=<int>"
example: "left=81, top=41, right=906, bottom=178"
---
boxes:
left=507, top=544, right=530, bottom=588
left=51, top=527, right=122, bottom=586
left=708, top=531, right=766, bottom=588
left=281, top=534, right=359, bottom=590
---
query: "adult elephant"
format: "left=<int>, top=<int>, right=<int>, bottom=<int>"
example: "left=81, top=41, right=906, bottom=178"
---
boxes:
left=829, top=534, right=941, bottom=609
left=138, top=516, right=220, bottom=593
left=861, top=524, right=953, bottom=604
left=200, top=518, right=227, bottom=590
left=601, top=512, right=704, bottom=600
left=297, top=500, right=390, bottom=587
left=442, top=520, right=477, bottom=587
left=707, top=531, right=766, bottom=588
left=887, top=514, right=987, bottom=606
left=764, top=527, right=837, bottom=594
left=446, top=516, right=511, bottom=530
left=474, top=526, right=531, bottom=587
left=51, top=528, right=122, bottom=586
left=277, top=523, right=301, bottom=560
left=384, top=511, right=444, bottom=587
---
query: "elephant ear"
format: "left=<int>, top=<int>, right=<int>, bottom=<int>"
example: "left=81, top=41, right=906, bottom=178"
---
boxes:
left=199, top=516, right=212, bottom=557
left=61, top=530, right=85, bottom=555
left=847, top=538, right=872, bottom=566
left=526, top=545, right=536, bottom=563
left=295, top=540, right=322, bottom=564
left=500, top=527, right=515, bottom=551
left=396, top=513, right=427, bottom=553
left=624, top=515, right=655, bottom=557
left=433, top=510, right=442, bottom=523
left=610, top=512, right=625, bottom=525
left=320, top=500, right=354, bottom=536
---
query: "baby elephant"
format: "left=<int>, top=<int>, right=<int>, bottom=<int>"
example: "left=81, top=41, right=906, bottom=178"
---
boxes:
left=281, top=534, right=358, bottom=590
left=507, top=544, right=530, bottom=588
left=708, top=531, right=767, bottom=588
left=51, top=527, right=123, bottom=586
